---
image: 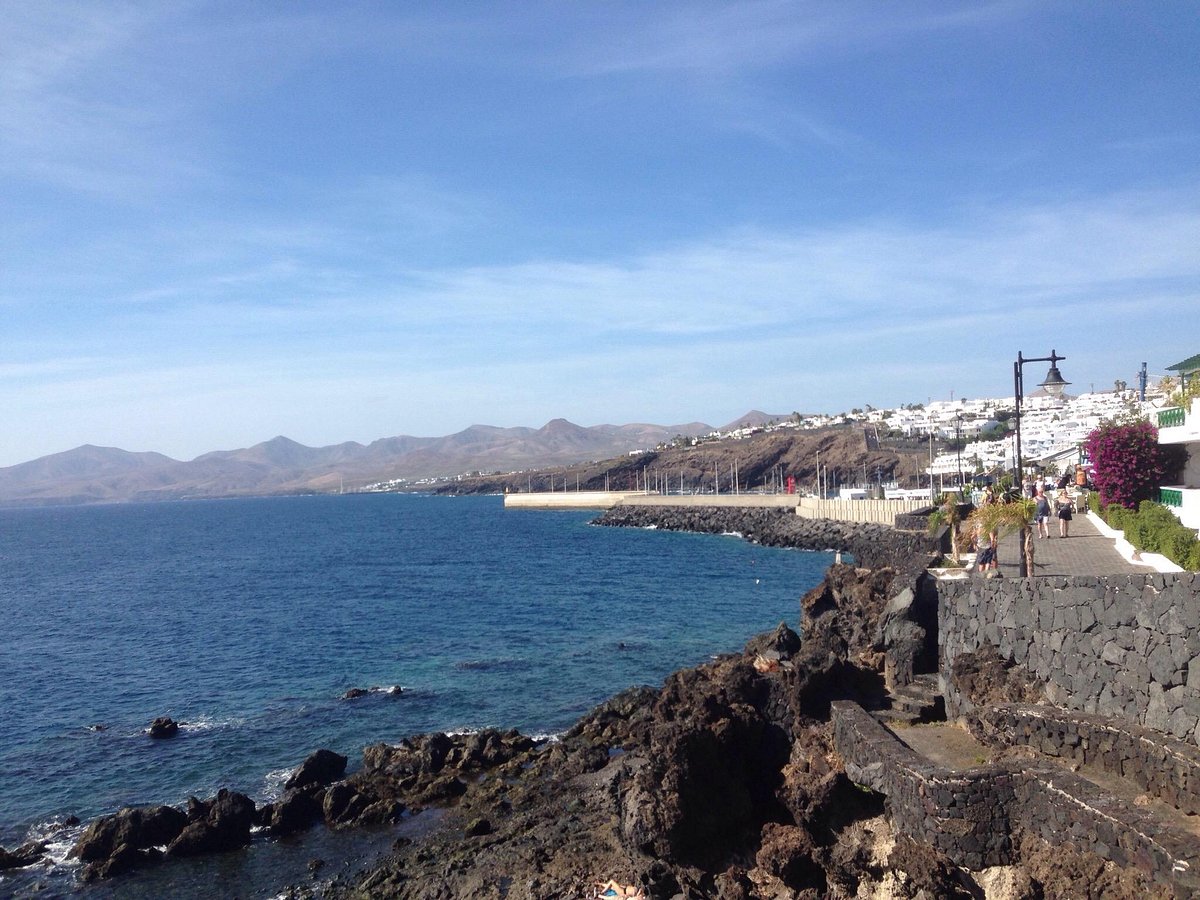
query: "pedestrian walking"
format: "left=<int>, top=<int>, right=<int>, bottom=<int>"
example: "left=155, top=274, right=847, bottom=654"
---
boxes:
left=1057, top=489, right=1073, bottom=537
left=1035, top=490, right=1052, bottom=538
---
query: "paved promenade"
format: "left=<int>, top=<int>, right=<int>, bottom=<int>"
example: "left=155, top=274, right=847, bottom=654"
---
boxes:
left=989, top=512, right=1144, bottom=577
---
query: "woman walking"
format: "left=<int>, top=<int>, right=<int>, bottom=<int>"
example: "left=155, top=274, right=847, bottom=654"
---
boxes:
left=1057, top=489, right=1073, bottom=537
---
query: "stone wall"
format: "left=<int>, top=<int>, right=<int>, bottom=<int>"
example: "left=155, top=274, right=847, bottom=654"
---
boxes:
left=970, top=704, right=1200, bottom=816
left=832, top=701, right=1200, bottom=893
left=832, top=702, right=1014, bottom=870
left=939, top=573, right=1200, bottom=744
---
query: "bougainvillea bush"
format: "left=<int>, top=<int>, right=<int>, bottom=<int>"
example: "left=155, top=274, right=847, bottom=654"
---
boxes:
left=1083, top=420, right=1178, bottom=509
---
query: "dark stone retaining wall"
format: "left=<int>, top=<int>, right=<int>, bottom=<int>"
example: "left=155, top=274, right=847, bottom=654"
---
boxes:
left=832, top=701, right=1013, bottom=869
left=832, top=701, right=1200, bottom=894
left=593, top=506, right=937, bottom=576
left=970, top=703, right=1200, bottom=816
left=939, top=573, right=1200, bottom=743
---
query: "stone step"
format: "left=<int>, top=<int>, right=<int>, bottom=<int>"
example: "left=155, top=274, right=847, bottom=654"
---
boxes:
left=881, top=675, right=946, bottom=723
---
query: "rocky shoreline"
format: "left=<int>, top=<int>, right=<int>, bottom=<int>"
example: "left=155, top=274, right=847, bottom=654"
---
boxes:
left=0, top=506, right=1168, bottom=898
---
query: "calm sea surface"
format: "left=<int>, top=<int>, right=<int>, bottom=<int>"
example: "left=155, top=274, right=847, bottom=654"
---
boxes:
left=0, top=493, right=828, bottom=894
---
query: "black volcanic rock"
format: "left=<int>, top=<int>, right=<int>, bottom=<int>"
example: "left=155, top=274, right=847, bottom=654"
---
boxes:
left=321, top=558, right=926, bottom=899
left=147, top=716, right=179, bottom=738
left=0, top=841, right=46, bottom=870
left=165, top=789, right=256, bottom=857
left=285, top=748, right=348, bottom=791
left=72, top=804, right=187, bottom=872
left=261, top=789, right=323, bottom=836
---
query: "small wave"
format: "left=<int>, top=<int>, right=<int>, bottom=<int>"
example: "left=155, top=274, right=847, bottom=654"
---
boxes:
left=178, top=715, right=245, bottom=732
left=368, top=685, right=405, bottom=695
left=261, top=767, right=293, bottom=801
left=721, top=531, right=744, bottom=538
left=641, top=524, right=658, bottom=530
left=441, top=728, right=560, bottom=745
left=23, top=817, right=85, bottom=868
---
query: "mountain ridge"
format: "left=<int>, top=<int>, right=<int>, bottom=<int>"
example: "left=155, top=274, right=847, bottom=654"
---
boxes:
left=0, top=417, right=720, bottom=507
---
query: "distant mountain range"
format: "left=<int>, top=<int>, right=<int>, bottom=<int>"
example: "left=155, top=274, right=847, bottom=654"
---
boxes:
left=0, top=416, right=794, bottom=506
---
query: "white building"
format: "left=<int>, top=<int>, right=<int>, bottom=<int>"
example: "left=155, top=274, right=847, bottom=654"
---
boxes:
left=1158, top=353, right=1200, bottom=531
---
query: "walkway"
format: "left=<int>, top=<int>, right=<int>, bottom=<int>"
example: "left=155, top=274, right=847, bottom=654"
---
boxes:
left=989, top=511, right=1145, bottom=577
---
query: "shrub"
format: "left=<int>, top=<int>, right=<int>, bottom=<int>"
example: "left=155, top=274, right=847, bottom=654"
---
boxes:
left=1103, top=500, right=1200, bottom=570
left=1103, top=503, right=1129, bottom=533
left=1083, top=420, right=1170, bottom=509
left=1188, top=542, right=1200, bottom=573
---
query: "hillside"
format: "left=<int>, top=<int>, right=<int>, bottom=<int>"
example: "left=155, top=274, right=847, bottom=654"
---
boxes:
left=436, top=426, right=930, bottom=496
left=0, top=419, right=714, bottom=507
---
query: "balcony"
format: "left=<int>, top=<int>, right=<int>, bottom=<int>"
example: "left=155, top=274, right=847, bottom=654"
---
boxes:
left=1160, top=486, right=1200, bottom=531
left=1158, top=407, right=1185, bottom=429
left=1158, top=398, right=1200, bottom=445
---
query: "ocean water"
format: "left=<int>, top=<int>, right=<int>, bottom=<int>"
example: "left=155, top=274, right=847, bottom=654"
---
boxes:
left=0, top=493, right=829, bottom=894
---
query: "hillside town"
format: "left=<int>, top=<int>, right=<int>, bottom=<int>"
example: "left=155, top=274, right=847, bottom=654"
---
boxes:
left=694, top=373, right=1172, bottom=489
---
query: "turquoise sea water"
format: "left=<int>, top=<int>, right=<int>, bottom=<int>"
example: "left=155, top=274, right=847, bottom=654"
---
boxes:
left=0, top=493, right=828, bottom=894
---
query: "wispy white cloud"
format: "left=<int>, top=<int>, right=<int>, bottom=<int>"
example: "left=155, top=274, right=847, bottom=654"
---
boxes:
left=558, top=0, right=1028, bottom=77
left=0, top=2, right=206, bottom=195
left=12, top=186, right=1194, bottom=351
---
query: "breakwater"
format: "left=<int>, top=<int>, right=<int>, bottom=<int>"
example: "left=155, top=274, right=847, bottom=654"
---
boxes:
left=592, top=504, right=938, bottom=575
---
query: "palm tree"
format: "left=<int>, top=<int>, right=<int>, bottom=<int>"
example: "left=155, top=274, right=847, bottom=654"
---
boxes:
left=965, top=497, right=1036, bottom=576
left=927, top=493, right=964, bottom=563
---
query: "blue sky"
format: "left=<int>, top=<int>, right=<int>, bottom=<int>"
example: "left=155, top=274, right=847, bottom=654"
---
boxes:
left=2, top=1, right=1198, bottom=466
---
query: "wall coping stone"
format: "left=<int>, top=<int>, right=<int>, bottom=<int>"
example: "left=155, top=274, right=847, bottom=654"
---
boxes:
left=968, top=702, right=1200, bottom=816
left=832, top=700, right=1200, bottom=893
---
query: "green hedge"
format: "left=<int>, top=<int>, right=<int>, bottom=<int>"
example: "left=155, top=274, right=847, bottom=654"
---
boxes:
left=1099, top=500, right=1200, bottom=570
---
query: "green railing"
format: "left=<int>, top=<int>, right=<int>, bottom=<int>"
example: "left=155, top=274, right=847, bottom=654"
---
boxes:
left=1158, top=406, right=1185, bottom=428
left=1161, top=488, right=1183, bottom=508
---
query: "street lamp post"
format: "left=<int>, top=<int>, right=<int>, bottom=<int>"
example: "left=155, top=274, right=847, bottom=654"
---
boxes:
left=1013, top=349, right=1070, bottom=575
left=955, top=413, right=964, bottom=494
